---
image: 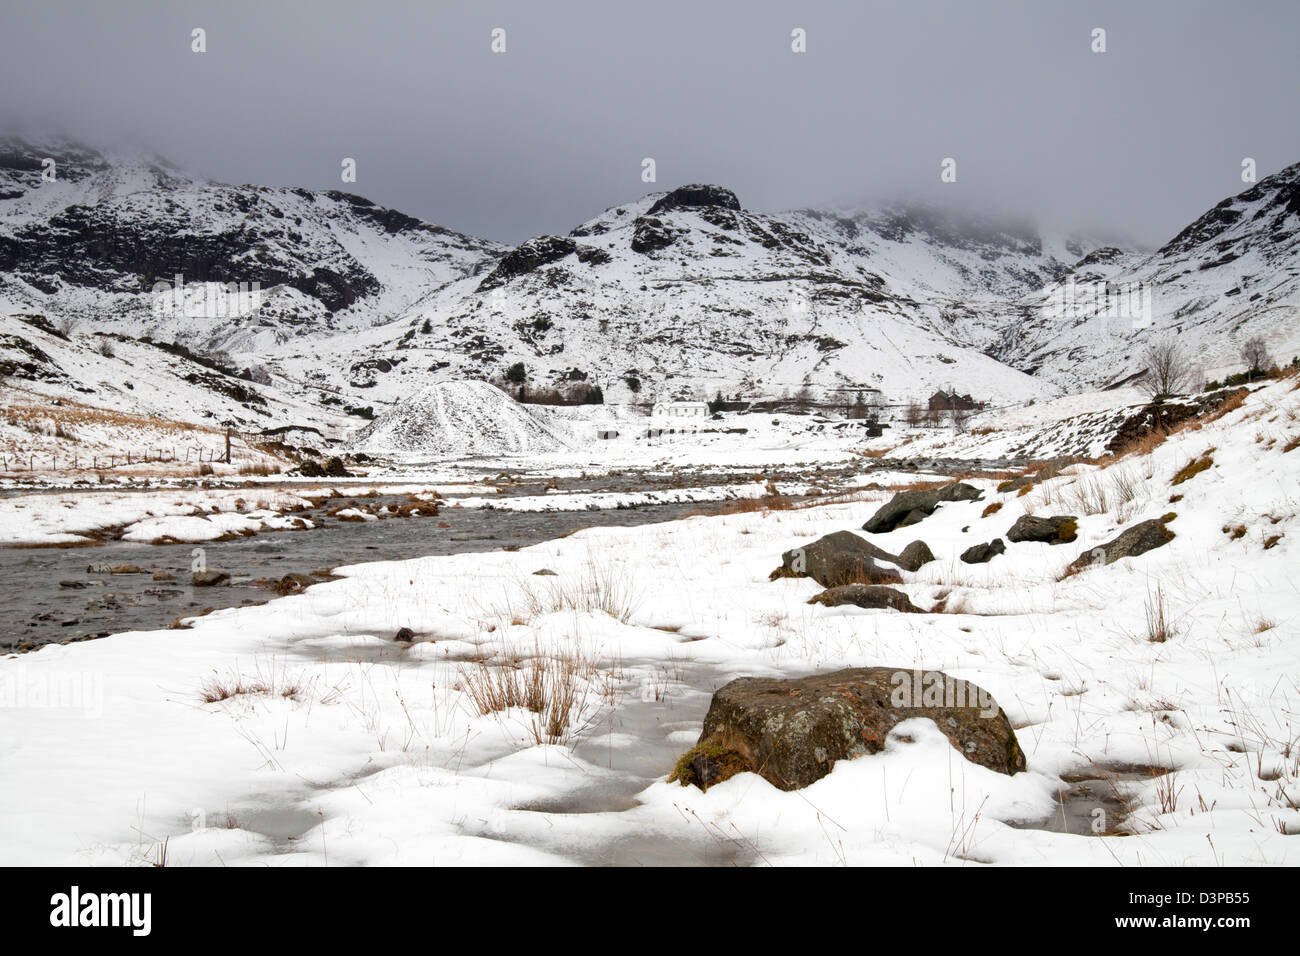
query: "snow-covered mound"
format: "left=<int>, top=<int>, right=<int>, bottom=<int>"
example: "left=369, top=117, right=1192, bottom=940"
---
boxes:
left=346, top=381, right=574, bottom=458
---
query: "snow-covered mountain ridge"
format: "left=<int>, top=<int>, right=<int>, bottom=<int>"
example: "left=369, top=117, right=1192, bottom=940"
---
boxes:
left=3, top=135, right=1298, bottom=433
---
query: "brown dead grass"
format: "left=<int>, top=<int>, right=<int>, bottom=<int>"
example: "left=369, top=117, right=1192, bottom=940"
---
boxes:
left=1201, top=389, right=1247, bottom=424
left=5, top=395, right=219, bottom=437
left=1100, top=427, right=1169, bottom=466
left=457, top=646, right=602, bottom=745
left=1171, top=450, right=1215, bottom=485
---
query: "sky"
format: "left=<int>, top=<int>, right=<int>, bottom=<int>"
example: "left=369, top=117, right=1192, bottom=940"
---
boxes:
left=2, top=0, right=1298, bottom=246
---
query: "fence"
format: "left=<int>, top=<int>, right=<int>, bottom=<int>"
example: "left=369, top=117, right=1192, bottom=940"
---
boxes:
left=0, top=438, right=264, bottom=474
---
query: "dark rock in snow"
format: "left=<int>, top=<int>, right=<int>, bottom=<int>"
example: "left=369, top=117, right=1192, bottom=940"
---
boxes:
left=394, top=627, right=415, bottom=642
left=862, top=482, right=983, bottom=534
left=896, top=540, right=936, bottom=572
left=669, top=667, right=1025, bottom=791
left=775, top=530, right=903, bottom=587
left=1067, top=517, right=1176, bottom=572
left=646, top=184, right=742, bottom=215
left=807, top=584, right=923, bottom=613
left=630, top=216, right=680, bottom=254
left=1006, top=514, right=1079, bottom=545
left=960, top=539, right=1006, bottom=564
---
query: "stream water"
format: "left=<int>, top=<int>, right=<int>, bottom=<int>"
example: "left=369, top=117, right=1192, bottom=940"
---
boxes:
left=3, top=494, right=728, bottom=652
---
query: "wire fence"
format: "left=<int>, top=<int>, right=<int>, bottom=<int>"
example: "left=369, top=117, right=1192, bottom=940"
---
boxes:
left=0, top=428, right=277, bottom=474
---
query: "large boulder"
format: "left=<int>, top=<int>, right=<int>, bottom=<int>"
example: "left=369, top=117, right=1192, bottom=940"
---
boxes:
left=669, top=667, right=1025, bottom=791
left=862, top=482, right=982, bottom=534
left=1007, top=514, right=1079, bottom=545
left=323, top=456, right=352, bottom=477
left=807, top=584, right=923, bottom=613
left=1067, top=516, right=1176, bottom=572
left=960, top=539, right=1006, bottom=564
left=774, top=531, right=903, bottom=587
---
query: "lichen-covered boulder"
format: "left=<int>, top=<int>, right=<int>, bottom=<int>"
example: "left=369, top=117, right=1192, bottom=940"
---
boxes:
left=1067, top=516, right=1176, bottom=572
left=807, top=584, right=923, bottom=613
left=669, top=667, right=1025, bottom=791
left=1007, top=514, right=1079, bottom=545
left=773, top=530, right=903, bottom=587
left=862, top=482, right=982, bottom=534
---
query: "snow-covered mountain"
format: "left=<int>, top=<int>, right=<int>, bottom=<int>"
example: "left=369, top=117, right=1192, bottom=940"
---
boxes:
left=288, top=184, right=1112, bottom=407
left=0, top=135, right=503, bottom=355
left=996, top=162, right=1300, bottom=390
left=3, top=135, right=1298, bottom=433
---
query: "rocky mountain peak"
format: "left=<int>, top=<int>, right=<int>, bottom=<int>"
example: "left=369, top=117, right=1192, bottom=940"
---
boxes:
left=646, top=184, right=741, bottom=216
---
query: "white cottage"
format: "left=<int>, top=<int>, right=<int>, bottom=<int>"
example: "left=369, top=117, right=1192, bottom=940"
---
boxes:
left=651, top=401, right=709, bottom=420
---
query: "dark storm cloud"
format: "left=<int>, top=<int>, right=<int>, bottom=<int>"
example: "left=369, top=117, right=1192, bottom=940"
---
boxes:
left=2, top=0, right=1297, bottom=245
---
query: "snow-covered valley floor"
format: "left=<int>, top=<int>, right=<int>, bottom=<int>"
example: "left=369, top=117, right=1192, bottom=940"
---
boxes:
left=2, top=377, right=1299, bottom=866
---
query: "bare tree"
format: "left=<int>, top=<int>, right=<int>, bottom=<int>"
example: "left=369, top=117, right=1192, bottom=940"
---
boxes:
left=1140, top=338, right=1191, bottom=399
left=1242, top=335, right=1272, bottom=378
left=951, top=405, right=971, bottom=433
left=904, top=400, right=923, bottom=428
left=864, top=391, right=883, bottom=423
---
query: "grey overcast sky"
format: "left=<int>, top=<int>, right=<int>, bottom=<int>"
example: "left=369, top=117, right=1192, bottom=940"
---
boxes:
left=2, top=0, right=1297, bottom=245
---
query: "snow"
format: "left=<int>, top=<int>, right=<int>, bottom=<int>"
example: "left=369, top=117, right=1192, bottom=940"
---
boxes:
left=0, top=487, right=315, bottom=546
left=346, top=381, right=575, bottom=458
left=3, top=375, right=1298, bottom=865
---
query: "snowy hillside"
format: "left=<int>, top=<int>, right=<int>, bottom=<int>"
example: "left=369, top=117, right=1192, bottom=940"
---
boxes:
left=0, top=135, right=503, bottom=356
left=998, top=162, right=1300, bottom=390
left=0, top=296, right=353, bottom=472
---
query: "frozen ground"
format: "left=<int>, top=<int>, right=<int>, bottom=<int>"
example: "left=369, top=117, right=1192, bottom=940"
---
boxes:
left=1, top=377, right=1298, bottom=865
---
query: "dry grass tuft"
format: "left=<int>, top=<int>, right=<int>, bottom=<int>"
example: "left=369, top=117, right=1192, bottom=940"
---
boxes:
left=495, top=559, right=642, bottom=626
left=1144, top=585, right=1180, bottom=644
left=457, top=645, right=602, bottom=744
left=200, top=666, right=309, bottom=703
